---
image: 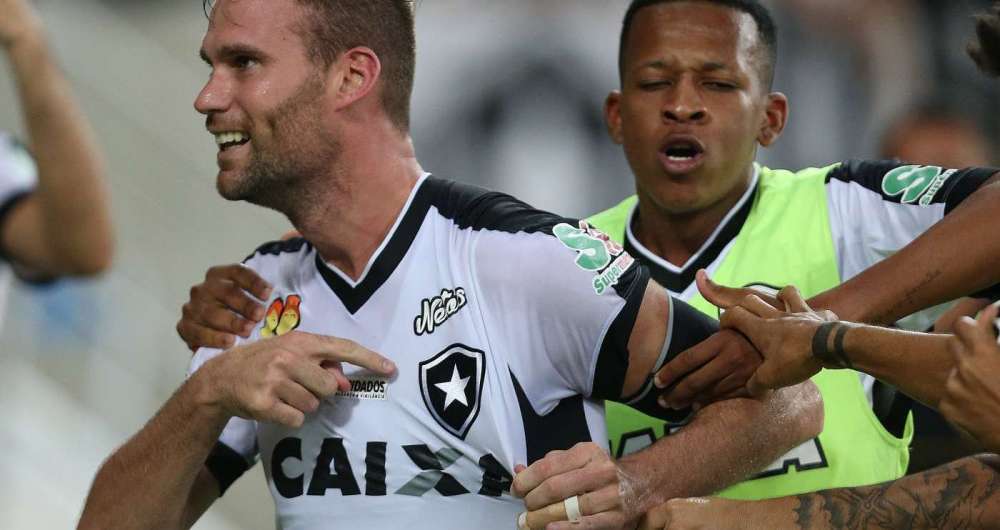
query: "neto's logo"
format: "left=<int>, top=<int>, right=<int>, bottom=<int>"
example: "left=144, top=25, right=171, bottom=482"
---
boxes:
left=261, top=295, right=302, bottom=338
left=414, top=287, right=467, bottom=336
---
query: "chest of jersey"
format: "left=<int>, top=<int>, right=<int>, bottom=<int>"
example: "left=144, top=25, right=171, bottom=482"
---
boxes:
left=251, top=230, right=527, bottom=525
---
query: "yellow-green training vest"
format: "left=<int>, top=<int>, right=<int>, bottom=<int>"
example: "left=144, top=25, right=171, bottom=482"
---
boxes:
left=588, top=165, right=913, bottom=500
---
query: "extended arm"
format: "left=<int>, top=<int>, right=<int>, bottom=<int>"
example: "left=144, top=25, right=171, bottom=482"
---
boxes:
left=696, top=277, right=955, bottom=408
left=1, top=0, right=113, bottom=276
left=640, top=454, right=1000, bottom=530
left=78, top=332, right=395, bottom=529
left=78, top=377, right=227, bottom=530
left=512, top=284, right=823, bottom=530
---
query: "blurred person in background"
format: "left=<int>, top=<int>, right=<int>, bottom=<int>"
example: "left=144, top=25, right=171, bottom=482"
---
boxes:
left=79, top=1, right=824, bottom=529
left=637, top=5, right=1000, bottom=528
left=0, top=0, right=114, bottom=318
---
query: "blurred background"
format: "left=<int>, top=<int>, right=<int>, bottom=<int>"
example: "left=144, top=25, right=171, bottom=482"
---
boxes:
left=1, top=0, right=998, bottom=528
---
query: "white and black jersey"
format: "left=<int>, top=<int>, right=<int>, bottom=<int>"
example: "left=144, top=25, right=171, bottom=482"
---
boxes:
left=189, top=175, right=713, bottom=529
left=624, top=161, right=999, bottom=330
left=0, top=132, right=38, bottom=326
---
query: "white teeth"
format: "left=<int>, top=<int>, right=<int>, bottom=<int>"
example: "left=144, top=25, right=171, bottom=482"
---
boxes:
left=668, top=155, right=693, bottom=161
left=214, top=131, right=249, bottom=146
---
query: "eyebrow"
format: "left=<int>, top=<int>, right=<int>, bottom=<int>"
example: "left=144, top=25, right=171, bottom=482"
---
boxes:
left=636, top=60, right=731, bottom=72
left=199, top=43, right=267, bottom=66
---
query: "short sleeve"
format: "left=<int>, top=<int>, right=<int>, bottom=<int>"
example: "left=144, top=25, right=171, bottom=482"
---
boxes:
left=475, top=219, right=650, bottom=412
left=826, top=160, right=999, bottom=329
left=0, top=135, right=38, bottom=261
left=189, top=346, right=259, bottom=494
left=826, top=160, right=998, bottom=282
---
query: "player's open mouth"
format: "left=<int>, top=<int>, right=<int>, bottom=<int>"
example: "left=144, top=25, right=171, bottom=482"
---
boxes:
left=215, top=131, right=251, bottom=151
left=659, top=137, right=706, bottom=174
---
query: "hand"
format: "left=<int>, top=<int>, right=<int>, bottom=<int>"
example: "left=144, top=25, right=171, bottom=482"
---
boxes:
left=653, top=329, right=761, bottom=409
left=638, top=497, right=772, bottom=530
left=715, top=284, right=839, bottom=396
left=0, top=0, right=43, bottom=50
left=940, top=303, right=1000, bottom=452
left=177, top=264, right=273, bottom=352
left=195, top=331, right=397, bottom=428
left=512, top=442, right=637, bottom=530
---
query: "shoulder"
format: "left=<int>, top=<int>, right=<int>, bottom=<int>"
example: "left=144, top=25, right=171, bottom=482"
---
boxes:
left=243, top=237, right=312, bottom=263
left=240, top=237, right=314, bottom=281
left=423, top=177, right=574, bottom=235
left=822, top=160, right=998, bottom=210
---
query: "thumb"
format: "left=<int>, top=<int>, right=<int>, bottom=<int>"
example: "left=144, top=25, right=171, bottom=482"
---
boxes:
left=695, top=269, right=737, bottom=309
left=696, top=269, right=742, bottom=310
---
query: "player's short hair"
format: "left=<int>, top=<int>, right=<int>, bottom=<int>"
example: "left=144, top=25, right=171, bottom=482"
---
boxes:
left=968, top=2, right=1000, bottom=77
left=618, top=0, right=778, bottom=89
left=204, top=0, right=416, bottom=131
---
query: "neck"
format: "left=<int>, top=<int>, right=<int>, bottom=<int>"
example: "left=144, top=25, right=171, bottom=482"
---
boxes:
left=287, top=125, right=422, bottom=281
left=633, top=166, right=754, bottom=268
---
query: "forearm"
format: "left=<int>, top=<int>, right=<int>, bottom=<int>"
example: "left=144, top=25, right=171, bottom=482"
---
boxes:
left=78, top=376, right=227, bottom=530
left=772, top=454, right=1000, bottom=529
left=6, top=30, right=113, bottom=275
left=811, top=177, right=1000, bottom=326
left=829, top=322, right=953, bottom=408
left=618, top=382, right=822, bottom=511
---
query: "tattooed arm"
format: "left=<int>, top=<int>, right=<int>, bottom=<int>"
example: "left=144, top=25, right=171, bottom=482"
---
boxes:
left=639, top=454, right=1000, bottom=530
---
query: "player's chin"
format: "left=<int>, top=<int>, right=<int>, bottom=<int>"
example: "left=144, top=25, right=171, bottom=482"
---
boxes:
left=216, top=170, right=250, bottom=201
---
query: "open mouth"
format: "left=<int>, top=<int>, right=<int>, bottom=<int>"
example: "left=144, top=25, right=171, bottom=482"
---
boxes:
left=662, top=140, right=704, bottom=162
left=658, top=138, right=706, bottom=174
left=215, top=131, right=251, bottom=151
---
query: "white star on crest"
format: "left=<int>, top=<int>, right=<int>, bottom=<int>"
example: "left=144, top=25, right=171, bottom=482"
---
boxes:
left=434, top=365, right=470, bottom=410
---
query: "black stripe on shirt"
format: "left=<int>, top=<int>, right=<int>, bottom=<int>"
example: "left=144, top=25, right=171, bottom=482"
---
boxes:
left=825, top=159, right=999, bottom=213
left=205, top=441, right=252, bottom=496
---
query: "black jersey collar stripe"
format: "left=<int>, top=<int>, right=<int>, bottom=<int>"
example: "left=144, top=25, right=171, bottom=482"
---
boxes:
left=315, top=173, right=433, bottom=314
left=626, top=167, right=759, bottom=293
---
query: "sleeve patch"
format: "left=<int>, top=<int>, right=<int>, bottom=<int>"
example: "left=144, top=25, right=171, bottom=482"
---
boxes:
left=880, top=165, right=955, bottom=205
left=552, top=221, right=636, bottom=295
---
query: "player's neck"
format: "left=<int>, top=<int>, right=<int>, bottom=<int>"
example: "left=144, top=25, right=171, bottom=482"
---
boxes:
left=291, top=130, right=423, bottom=281
left=633, top=169, right=753, bottom=268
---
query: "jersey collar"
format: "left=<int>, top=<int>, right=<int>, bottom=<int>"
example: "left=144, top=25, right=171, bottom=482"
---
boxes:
left=314, top=172, right=432, bottom=314
left=625, top=164, right=759, bottom=294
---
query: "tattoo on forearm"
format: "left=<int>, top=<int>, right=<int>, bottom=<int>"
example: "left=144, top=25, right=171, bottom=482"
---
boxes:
left=873, top=269, right=943, bottom=324
left=811, top=322, right=853, bottom=369
left=791, top=455, right=1000, bottom=529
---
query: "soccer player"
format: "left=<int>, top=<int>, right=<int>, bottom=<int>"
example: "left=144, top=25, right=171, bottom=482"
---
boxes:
left=633, top=8, right=1000, bottom=526
left=0, top=0, right=114, bottom=309
left=582, top=0, right=1000, bottom=504
left=174, top=0, right=1000, bottom=525
left=77, top=1, right=823, bottom=529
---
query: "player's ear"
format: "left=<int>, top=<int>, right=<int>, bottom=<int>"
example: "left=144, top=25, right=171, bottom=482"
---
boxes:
left=605, top=91, right=625, bottom=145
left=757, top=92, right=788, bottom=147
left=328, top=47, right=381, bottom=111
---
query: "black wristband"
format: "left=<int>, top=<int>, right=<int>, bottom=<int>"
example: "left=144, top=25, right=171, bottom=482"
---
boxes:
left=811, top=322, right=838, bottom=367
left=831, top=324, right=854, bottom=369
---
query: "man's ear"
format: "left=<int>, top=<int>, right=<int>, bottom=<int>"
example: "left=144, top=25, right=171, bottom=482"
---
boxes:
left=757, top=92, right=788, bottom=147
left=328, top=47, right=382, bottom=111
left=605, top=90, right=625, bottom=145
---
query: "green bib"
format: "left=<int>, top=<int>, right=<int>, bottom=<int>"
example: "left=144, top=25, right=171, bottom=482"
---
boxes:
left=589, top=165, right=912, bottom=500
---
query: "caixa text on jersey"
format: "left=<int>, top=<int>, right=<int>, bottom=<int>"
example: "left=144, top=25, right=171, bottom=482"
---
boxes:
left=270, top=437, right=512, bottom=498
